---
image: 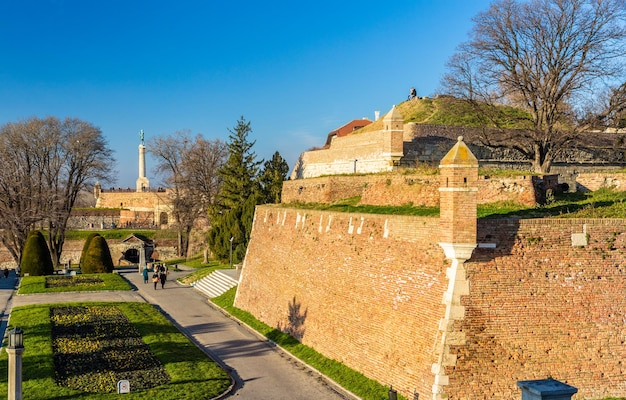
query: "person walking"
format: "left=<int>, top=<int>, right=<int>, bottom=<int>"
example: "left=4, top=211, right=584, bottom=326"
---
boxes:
left=142, top=267, right=149, bottom=284
left=152, top=270, right=159, bottom=290
left=159, top=265, right=167, bottom=289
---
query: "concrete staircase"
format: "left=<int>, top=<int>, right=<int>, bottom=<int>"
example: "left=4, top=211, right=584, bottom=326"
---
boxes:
left=192, top=269, right=240, bottom=298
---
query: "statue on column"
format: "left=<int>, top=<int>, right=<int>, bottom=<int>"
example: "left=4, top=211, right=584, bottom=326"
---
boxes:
left=139, top=129, right=145, bottom=145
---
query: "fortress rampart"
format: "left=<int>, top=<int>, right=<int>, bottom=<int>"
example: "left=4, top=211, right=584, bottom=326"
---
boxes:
left=235, top=206, right=626, bottom=399
left=282, top=173, right=540, bottom=206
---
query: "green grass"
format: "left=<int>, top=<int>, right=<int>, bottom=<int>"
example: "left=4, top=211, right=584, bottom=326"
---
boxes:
left=0, top=302, right=232, bottom=399
left=18, top=273, right=132, bottom=294
left=212, top=288, right=405, bottom=400
left=177, top=261, right=229, bottom=285
left=286, top=198, right=440, bottom=217
left=479, top=188, right=626, bottom=219
left=285, top=188, right=626, bottom=219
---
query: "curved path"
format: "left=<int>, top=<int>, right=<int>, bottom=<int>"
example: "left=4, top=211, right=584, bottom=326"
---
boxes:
left=1, top=269, right=355, bottom=400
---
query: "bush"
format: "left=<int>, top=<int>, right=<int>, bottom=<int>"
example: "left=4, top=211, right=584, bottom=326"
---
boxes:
left=81, top=235, right=114, bottom=273
left=20, top=231, right=54, bottom=276
left=79, top=232, right=100, bottom=266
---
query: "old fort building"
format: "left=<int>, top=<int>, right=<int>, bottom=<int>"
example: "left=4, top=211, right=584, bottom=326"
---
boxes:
left=235, top=135, right=626, bottom=399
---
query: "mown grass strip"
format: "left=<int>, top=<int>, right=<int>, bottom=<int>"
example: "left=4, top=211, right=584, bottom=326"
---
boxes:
left=18, top=273, right=132, bottom=294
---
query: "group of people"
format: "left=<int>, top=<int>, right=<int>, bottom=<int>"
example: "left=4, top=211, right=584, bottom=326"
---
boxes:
left=142, top=263, right=168, bottom=289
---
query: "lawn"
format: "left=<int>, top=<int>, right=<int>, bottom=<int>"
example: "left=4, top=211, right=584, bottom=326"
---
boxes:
left=18, top=273, right=132, bottom=294
left=0, top=302, right=232, bottom=399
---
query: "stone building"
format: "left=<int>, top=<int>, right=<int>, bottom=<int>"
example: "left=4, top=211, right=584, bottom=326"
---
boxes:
left=92, top=135, right=173, bottom=228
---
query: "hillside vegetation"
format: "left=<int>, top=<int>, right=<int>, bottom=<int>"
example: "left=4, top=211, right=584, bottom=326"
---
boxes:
left=359, top=96, right=533, bottom=133
left=287, top=187, right=626, bottom=219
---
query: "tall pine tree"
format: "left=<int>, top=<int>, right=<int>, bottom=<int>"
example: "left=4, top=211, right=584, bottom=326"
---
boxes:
left=209, top=117, right=262, bottom=262
left=259, top=151, right=289, bottom=204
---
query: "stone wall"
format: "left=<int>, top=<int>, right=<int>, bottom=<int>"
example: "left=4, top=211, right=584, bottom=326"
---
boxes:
left=290, top=128, right=402, bottom=179
left=282, top=173, right=539, bottom=206
left=0, top=238, right=178, bottom=269
left=95, top=189, right=173, bottom=227
left=291, top=122, right=626, bottom=178
left=575, top=172, right=626, bottom=191
left=235, top=205, right=626, bottom=399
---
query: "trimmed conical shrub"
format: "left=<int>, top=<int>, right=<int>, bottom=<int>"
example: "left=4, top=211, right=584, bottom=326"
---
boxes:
left=20, top=231, right=54, bottom=276
left=81, top=235, right=114, bottom=273
left=79, top=232, right=100, bottom=266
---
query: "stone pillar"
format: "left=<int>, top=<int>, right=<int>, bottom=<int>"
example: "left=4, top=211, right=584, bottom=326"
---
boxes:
left=6, top=347, right=24, bottom=400
left=432, top=136, right=478, bottom=400
left=382, top=106, right=404, bottom=166
left=136, top=143, right=150, bottom=192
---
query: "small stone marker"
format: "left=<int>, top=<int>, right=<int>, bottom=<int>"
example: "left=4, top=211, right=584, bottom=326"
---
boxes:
left=117, top=379, right=130, bottom=394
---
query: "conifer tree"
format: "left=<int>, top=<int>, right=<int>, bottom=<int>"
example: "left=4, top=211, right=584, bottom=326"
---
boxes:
left=81, top=234, right=114, bottom=273
left=209, top=116, right=262, bottom=262
left=259, top=151, right=289, bottom=204
left=20, top=231, right=54, bottom=276
left=79, top=232, right=100, bottom=266
left=215, top=117, right=261, bottom=210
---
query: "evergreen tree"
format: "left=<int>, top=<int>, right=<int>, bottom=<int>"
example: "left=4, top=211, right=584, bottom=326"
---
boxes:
left=81, top=234, right=114, bottom=273
left=259, top=151, right=289, bottom=204
left=209, top=116, right=262, bottom=261
left=20, top=231, right=54, bottom=276
left=79, top=232, right=100, bottom=266
left=215, top=116, right=261, bottom=210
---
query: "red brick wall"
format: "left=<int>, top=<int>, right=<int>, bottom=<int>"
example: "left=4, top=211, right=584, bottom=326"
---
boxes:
left=282, top=173, right=538, bottom=206
left=236, top=206, right=626, bottom=399
left=235, top=206, right=447, bottom=397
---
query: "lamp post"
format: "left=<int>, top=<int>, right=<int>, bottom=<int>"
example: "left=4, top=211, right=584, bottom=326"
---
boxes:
left=229, top=237, right=234, bottom=269
left=6, top=328, right=24, bottom=400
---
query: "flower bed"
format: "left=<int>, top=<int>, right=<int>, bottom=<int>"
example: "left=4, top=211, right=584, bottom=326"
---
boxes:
left=45, top=275, right=105, bottom=289
left=50, top=305, right=170, bottom=393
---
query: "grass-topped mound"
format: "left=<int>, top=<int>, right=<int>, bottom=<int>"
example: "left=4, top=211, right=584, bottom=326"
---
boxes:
left=358, top=96, right=533, bottom=134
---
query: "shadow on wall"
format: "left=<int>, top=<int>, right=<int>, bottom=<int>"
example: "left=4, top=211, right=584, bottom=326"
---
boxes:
left=277, top=296, right=308, bottom=341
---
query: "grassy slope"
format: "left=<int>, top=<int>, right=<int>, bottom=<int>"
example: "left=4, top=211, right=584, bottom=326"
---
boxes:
left=358, top=96, right=534, bottom=133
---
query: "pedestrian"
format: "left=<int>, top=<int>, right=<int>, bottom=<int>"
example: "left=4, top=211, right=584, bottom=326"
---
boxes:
left=142, top=267, right=149, bottom=284
left=152, top=271, right=159, bottom=290
left=3, top=267, right=8, bottom=279
left=159, top=267, right=167, bottom=289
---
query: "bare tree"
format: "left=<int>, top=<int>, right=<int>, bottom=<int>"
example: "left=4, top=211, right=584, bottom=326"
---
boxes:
left=442, top=0, right=626, bottom=172
left=149, top=131, right=227, bottom=257
left=46, top=118, right=115, bottom=266
left=0, top=117, right=114, bottom=266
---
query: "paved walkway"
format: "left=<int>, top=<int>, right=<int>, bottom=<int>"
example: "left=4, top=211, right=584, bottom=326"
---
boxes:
left=1, top=269, right=356, bottom=400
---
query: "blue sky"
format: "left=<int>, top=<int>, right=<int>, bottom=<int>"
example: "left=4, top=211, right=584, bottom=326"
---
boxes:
left=0, top=0, right=492, bottom=187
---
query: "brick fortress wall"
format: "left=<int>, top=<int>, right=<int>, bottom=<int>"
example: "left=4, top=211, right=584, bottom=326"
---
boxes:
left=283, top=173, right=539, bottom=206
left=235, top=205, right=626, bottom=399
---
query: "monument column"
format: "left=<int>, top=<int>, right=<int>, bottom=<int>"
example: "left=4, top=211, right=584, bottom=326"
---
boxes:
left=432, top=136, right=478, bottom=400
left=136, top=130, right=150, bottom=192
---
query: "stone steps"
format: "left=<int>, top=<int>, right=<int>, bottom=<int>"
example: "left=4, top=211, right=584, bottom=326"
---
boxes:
left=192, top=269, right=240, bottom=298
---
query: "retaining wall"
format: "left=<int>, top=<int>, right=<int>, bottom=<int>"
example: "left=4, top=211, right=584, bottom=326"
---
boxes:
left=235, top=205, right=626, bottom=399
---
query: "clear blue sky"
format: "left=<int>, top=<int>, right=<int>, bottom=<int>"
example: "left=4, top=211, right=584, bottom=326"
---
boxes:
left=0, top=0, right=492, bottom=187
